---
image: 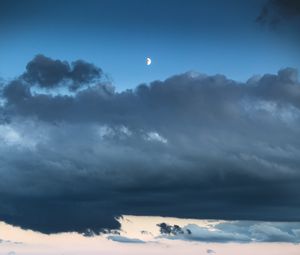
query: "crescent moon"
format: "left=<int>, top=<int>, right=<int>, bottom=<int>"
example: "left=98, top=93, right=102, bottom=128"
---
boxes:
left=146, top=57, right=152, bottom=66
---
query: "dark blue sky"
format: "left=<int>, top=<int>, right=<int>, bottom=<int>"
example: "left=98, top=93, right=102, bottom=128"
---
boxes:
left=0, top=0, right=299, bottom=89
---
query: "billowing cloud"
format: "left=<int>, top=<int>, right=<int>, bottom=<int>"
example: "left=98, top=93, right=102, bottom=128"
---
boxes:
left=2, top=80, right=31, bottom=104
left=0, top=55, right=300, bottom=234
left=21, top=54, right=102, bottom=90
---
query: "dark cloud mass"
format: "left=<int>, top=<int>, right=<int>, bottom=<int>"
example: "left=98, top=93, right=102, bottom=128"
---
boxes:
left=21, top=54, right=102, bottom=90
left=0, top=55, right=300, bottom=234
left=257, top=0, right=300, bottom=27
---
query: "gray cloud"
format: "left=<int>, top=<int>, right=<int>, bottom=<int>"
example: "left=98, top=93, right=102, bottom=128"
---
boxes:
left=157, top=223, right=190, bottom=235
left=206, top=249, right=216, bottom=254
left=107, top=236, right=145, bottom=243
left=0, top=239, right=22, bottom=245
left=2, top=80, right=31, bottom=104
left=157, top=221, right=300, bottom=243
left=256, top=0, right=300, bottom=27
left=0, top=55, right=300, bottom=234
left=21, top=54, right=102, bottom=90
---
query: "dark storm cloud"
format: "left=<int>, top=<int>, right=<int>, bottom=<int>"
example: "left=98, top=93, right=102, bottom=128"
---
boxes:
left=257, top=0, right=300, bottom=27
left=1, top=56, right=300, bottom=234
left=21, top=54, right=102, bottom=90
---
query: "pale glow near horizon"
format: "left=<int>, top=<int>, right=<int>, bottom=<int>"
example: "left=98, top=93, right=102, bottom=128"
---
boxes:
left=1, top=216, right=300, bottom=255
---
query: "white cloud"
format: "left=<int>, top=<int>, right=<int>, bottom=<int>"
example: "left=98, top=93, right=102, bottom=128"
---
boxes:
left=0, top=124, right=37, bottom=149
left=145, top=132, right=167, bottom=144
left=0, top=125, right=21, bottom=145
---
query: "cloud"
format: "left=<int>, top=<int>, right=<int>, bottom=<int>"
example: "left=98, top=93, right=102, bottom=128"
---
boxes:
left=156, top=221, right=300, bottom=243
left=107, top=235, right=145, bottom=243
left=21, top=54, right=102, bottom=90
left=157, top=223, right=190, bottom=235
left=161, top=223, right=250, bottom=243
left=0, top=239, right=22, bottom=245
left=256, top=0, right=300, bottom=27
left=2, top=80, right=31, bottom=104
left=206, top=249, right=216, bottom=254
left=0, top=55, right=300, bottom=234
left=145, top=132, right=168, bottom=144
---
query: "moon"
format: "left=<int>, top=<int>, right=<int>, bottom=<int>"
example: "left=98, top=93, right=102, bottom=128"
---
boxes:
left=146, top=57, right=151, bottom=66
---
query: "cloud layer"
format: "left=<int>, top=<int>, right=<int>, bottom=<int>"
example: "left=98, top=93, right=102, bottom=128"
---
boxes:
left=0, top=55, right=300, bottom=233
left=156, top=221, right=300, bottom=243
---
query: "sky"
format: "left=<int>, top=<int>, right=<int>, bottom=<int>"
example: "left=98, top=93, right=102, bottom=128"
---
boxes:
left=1, top=0, right=300, bottom=254
left=0, top=0, right=299, bottom=89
